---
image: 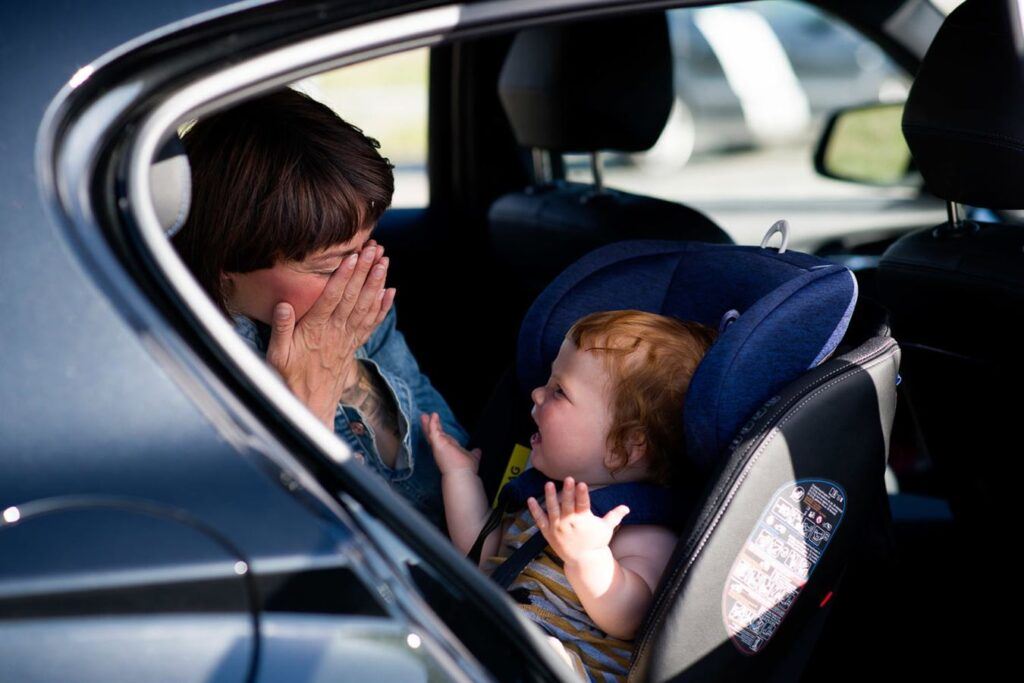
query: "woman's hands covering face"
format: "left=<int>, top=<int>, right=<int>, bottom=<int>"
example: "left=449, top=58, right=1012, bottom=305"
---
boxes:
left=265, top=239, right=396, bottom=427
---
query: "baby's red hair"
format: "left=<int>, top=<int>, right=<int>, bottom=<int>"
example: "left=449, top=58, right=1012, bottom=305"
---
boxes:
left=567, top=310, right=717, bottom=484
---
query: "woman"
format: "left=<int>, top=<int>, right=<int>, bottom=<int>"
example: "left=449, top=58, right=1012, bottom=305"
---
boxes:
left=172, top=88, right=466, bottom=527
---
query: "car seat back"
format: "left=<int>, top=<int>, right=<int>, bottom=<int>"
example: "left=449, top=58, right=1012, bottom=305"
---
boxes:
left=490, top=13, right=731, bottom=318
left=880, top=0, right=1024, bottom=539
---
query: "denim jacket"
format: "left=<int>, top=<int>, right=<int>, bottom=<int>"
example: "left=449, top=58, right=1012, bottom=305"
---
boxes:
left=234, top=306, right=466, bottom=527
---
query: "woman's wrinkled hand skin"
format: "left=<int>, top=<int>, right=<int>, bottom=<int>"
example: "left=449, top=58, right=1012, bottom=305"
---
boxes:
left=266, top=240, right=396, bottom=426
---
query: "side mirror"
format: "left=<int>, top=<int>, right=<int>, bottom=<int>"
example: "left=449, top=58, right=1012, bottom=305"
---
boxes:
left=814, top=102, right=915, bottom=186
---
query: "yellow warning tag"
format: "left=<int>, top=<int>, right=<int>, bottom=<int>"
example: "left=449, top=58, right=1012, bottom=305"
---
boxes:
left=492, top=444, right=531, bottom=509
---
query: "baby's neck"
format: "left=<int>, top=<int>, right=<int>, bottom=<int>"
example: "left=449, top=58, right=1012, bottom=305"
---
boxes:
left=582, top=470, right=655, bottom=489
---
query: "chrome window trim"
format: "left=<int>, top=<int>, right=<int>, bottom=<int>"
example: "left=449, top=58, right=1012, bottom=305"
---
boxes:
left=126, top=0, right=679, bottom=465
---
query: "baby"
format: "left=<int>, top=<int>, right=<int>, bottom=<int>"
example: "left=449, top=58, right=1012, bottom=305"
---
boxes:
left=421, top=310, right=717, bottom=681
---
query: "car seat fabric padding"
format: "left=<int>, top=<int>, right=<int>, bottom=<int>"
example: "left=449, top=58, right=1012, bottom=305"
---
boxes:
left=516, top=240, right=857, bottom=472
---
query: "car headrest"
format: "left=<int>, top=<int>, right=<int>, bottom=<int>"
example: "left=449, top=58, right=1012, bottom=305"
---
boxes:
left=497, top=12, right=673, bottom=153
left=516, top=241, right=858, bottom=471
left=149, top=134, right=192, bottom=236
left=902, top=0, right=1024, bottom=208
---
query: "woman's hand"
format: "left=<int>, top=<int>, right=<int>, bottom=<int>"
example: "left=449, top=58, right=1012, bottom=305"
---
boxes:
left=421, top=411, right=482, bottom=475
left=527, top=477, right=630, bottom=564
left=266, top=242, right=396, bottom=427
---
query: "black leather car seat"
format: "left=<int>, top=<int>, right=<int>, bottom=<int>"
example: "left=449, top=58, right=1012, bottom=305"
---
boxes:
left=471, top=239, right=899, bottom=681
left=489, top=13, right=732, bottom=315
left=879, top=0, right=1024, bottom=542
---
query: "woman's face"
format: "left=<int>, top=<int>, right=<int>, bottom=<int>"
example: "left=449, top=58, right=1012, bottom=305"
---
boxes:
left=223, top=227, right=374, bottom=323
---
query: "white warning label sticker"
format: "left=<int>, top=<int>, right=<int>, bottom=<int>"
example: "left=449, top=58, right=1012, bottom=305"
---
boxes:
left=722, top=480, right=846, bottom=655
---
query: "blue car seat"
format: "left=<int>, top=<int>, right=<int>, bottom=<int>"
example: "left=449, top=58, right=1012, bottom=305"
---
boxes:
left=471, top=239, right=899, bottom=681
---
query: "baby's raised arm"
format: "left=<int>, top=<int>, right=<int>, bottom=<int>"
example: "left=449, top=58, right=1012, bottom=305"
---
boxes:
left=421, top=412, right=500, bottom=562
left=598, top=524, right=677, bottom=637
left=527, top=478, right=677, bottom=640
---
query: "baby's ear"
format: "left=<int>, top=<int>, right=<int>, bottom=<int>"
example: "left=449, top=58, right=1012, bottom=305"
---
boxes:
left=624, top=430, right=648, bottom=467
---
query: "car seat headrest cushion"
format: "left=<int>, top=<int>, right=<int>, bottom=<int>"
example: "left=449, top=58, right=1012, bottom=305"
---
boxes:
left=498, top=12, right=673, bottom=153
left=517, top=240, right=857, bottom=471
left=149, top=134, right=192, bottom=237
left=902, top=0, right=1024, bottom=208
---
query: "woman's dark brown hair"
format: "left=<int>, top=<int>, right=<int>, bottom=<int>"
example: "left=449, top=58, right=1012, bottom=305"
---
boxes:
left=172, top=88, right=394, bottom=314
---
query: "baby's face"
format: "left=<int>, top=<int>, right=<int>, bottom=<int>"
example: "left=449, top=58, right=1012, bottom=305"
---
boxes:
left=529, top=338, right=619, bottom=485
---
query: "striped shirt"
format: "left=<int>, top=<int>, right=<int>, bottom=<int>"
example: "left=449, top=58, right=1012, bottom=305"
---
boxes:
left=485, top=507, right=634, bottom=682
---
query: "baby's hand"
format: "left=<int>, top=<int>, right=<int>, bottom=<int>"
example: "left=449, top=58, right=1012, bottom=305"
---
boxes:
left=421, top=412, right=482, bottom=475
left=527, top=477, right=630, bottom=565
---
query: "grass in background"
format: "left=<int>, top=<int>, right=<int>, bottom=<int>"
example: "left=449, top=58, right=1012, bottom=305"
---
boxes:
left=824, top=104, right=910, bottom=185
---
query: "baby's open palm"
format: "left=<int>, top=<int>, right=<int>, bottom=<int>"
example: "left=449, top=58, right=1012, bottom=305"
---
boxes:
left=421, top=411, right=481, bottom=475
left=527, top=477, right=630, bottom=564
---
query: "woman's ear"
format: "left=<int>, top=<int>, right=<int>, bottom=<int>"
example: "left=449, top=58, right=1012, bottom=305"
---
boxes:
left=219, top=271, right=237, bottom=299
left=219, top=272, right=238, bottom=314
